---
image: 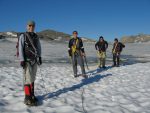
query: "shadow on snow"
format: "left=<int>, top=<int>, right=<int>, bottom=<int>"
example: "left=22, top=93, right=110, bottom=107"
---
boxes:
left=37, top=66, right=113, bottom=104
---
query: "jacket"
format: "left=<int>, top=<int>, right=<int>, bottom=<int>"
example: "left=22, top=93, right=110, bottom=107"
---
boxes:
left=112, top=42, right=125, bottom=53
left=68, top=37, right=84, bottom=56
left=95, top=41, right=108, bottom=52
left=19, top=32, right=41, bottom=62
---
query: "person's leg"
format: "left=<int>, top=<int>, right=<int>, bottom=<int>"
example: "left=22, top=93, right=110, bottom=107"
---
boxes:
left=102, top=58, right=106, bottom=68
left=30, top=82, right=34, bottom=96
left=23, top=63, right=32, bottom=105
left=24, top=62, right=38, bottom=105
left=102, top=52, right=106, bottom=68
left=77, top=55, right=86, bottom=75
left=116, top=54, right=120, bottom=66
left=113, top=54, right=116, bottom=66
left=24, top=84, right=32, bottom=104
left=30, top=82, right=38, bottom=102
left=24, top=84, right=31, bottom=96
left=99, top=52, right=103, bottom=68
left=30, top=63, right=37, bottom=99
left=72, top=55, right=78, bottom=77
left=32, top=63, right=37, bottom=83
left=97, top=51, right=101, bottom=68
left=99, top=58, right=102, bottom=68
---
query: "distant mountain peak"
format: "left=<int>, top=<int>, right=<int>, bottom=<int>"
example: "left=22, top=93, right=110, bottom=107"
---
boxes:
left=0, top=29, right=94, bottom=42
left=121, top=34, right=150, bottom=43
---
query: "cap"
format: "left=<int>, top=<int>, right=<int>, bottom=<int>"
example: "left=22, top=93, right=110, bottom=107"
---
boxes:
left=27, top=20, right=35, bottom=26
left=114, top=38, right=118, bottom=41
left=99, top=36, right=104, bottom=40
left=99, top=36, right=103, bottom=39
left=73, top=31, right=78, bottom=34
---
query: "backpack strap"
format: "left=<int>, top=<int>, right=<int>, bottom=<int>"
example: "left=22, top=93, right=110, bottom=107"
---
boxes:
left=23, top=33, right=27, bottom=61
left=71, top=38, right=79, bottom=54
left=25, top=32, right=37, bottom=55
left=113, top=43, right=118, bottom=53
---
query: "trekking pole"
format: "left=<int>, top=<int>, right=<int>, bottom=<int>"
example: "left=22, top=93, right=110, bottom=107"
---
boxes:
left=69, top=56, right=72, bottom=64
left=96, top=51, right=100, bottom=67
left=84, top=55, right=89, bottom=70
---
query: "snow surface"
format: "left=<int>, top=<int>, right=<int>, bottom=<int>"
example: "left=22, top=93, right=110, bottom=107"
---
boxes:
left=6, top=32, right=17, bottom=37
left=1, top=38, right=150, bottom=67
left=0, top=38, right=150, bottom=113
left=0, top=63, right=150, bottom=113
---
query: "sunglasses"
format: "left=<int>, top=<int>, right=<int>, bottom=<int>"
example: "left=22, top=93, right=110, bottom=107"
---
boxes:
left=28, top=25, right=35, bottom=27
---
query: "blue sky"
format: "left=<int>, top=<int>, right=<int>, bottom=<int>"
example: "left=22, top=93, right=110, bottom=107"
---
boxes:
left=0, top=0, right=150, bottom=41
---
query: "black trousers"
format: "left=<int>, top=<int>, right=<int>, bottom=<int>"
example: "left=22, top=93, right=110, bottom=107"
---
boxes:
left=113, top=53, right=120, bottom=66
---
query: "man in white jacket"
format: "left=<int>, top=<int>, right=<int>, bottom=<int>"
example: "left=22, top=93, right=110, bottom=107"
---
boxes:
left=19, top=20, right=42, bottom=106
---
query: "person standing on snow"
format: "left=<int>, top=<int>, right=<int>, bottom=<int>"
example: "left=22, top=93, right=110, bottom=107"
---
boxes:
left=112, top=38, right=125, bottom=67
left=95, top=36, right=108, bottom=68
left=68, top=31, right=87, bottom=78
left=19, top=20, right=42, bottom=106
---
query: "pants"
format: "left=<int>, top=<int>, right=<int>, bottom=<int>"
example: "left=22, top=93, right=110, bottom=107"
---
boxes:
left=23, top=62, right=37, bottom=97
left=97, top=51, right=106, bottom=67
left=23, top=62, right=37, bottom=85
left=72, top=53, right=85, bottom=76
left=113, top=53, right=120, bottom=66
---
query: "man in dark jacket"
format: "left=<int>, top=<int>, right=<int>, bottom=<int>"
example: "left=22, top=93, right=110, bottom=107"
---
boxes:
left=95, top=36, right=108, bottom=68
left=112, top=38, right=125, bottom=67
left=68, top=31, right=87, bottom=78
left=19, top=20, right=42, bottom=106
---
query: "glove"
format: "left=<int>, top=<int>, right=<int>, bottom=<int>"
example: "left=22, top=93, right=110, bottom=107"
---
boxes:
left=81, top=52, right=86, bottom=57
left=117, top=52, right=120, bottom=56
left=112, top=49, right=115, bottom=54
left=68, top=50, right=72, bottom=57
left=38, top=57, right=42, bottom=65
left=20, top=61, right=25, bottom=68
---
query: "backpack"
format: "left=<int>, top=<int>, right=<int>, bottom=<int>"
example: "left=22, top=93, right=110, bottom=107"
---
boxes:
left=119, top=42, right=125, bottom=52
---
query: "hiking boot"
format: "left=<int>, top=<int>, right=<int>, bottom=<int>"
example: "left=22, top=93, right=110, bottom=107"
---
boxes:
left=97, top=66, right=101, bottom=69
left=116, top=65, right=120, bottom=67
left=24, top=96, right=32, bottom=106
left=32, top=95, right=38, bottom=102
left=81, top=74, right=88, bottom=79
left=112, top=64, right=116, bottom=67
left=31, top=96, right=38, bottom=106
left=74, top=74, right=78, bottom=78
left=102, top=66, right=106, bottom=69
left=24, top=96, right=38, bottom=106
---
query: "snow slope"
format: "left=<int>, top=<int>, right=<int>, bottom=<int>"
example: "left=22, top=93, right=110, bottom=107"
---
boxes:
left=0, top=63, right=150, bottom=113
left=1, top=38, right=150, bottom=67
left=6, top=32, right=17, bottom=37
left=1, top=37, right=150, bottom=113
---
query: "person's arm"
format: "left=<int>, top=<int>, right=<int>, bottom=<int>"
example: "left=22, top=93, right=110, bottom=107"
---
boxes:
left=80, top=38, right=85, bottom=53
left=112, top=43, right=115, bottom=53
left=105, top=41, right=108, bottom=49
left=68, top=39, right=72, bottom=56
left=122, top=43, right=125, bottom=48
left=95, top=42, right=98, bottom=50
left=117, top=43, right=122, bottom=54
left=19, top=34, right=26, bottom=68
left=79, top=38, right=86, bottom=57
left=37, top=37, right=41, bottom=57
left=19, top=34, right=25, bottom=61
left=37, top=37, right=42, bottom=65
